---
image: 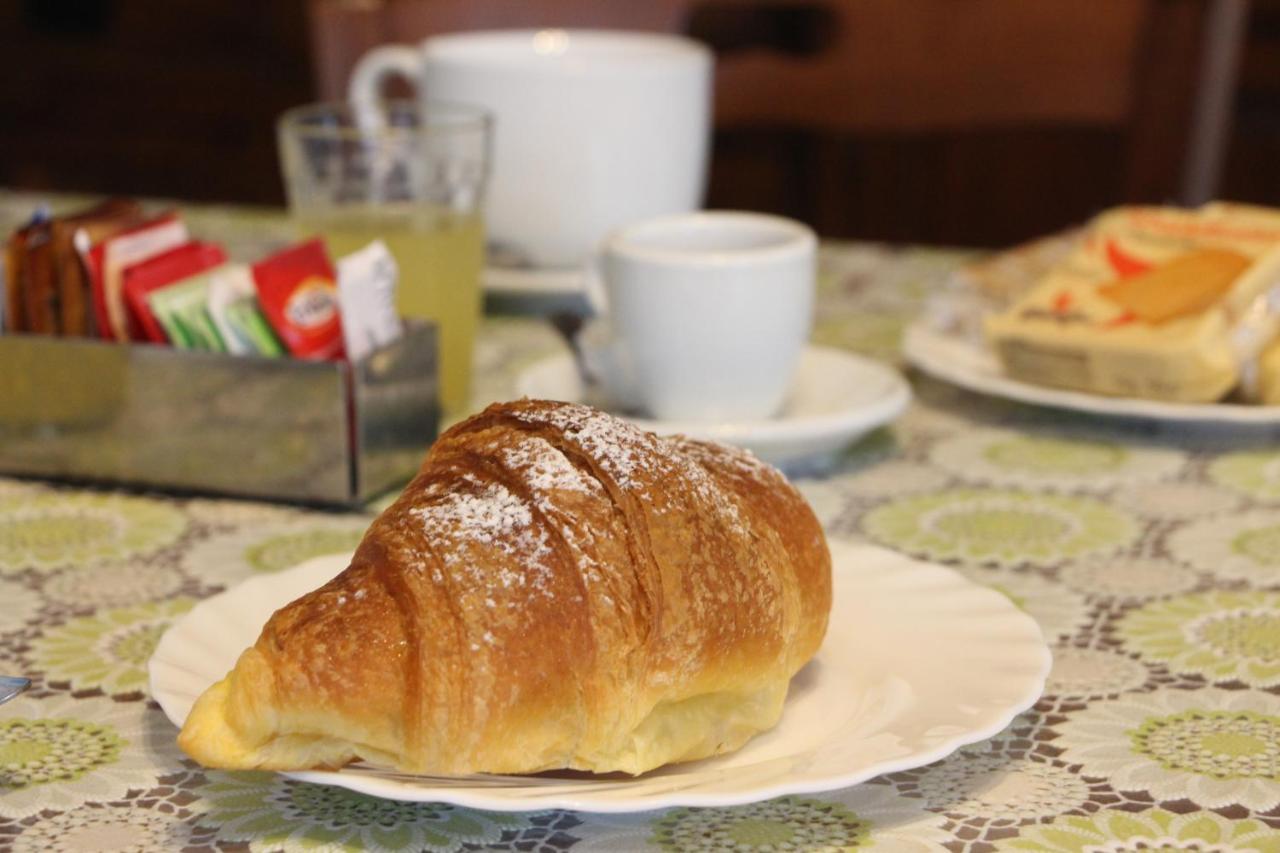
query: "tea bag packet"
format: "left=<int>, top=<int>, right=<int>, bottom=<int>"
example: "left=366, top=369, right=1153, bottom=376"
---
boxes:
left=147, top=268, right=227, bottom=351
left=123, top=241, right=228, bottom=343
left=251, top=239, right=345, bottom=360
left=985, top=204, right=1280, bottom=403
left=206, top=264, right=283, bottom=356
left=85, top=213, right=189, bottom=341
left=336, top=240, right=402, bottom=361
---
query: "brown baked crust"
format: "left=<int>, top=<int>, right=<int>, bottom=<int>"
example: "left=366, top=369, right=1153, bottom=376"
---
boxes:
left=179, top=400, right=831, bottom=775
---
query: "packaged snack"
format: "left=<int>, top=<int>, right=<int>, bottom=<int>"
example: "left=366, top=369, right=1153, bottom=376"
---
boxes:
left=146, top=269, right=227, bottom=351
left=123, top=241, right=227, bottom=343
left=336, top=240, right=402, bottom=360
left=251, top=239, right=344, bottom=360
left=4, top=200, right=143, bottom=336
left=5, top=212, right=47, bottom=332
left=86, top=213, right=188, bottom=341
left=52, top=198, right=143, bottom=336
left=8, top=216, right=55, bottom=334
left=205, top=264, right=284, bottom=356
left=985, top=204, right=1280, bottom=403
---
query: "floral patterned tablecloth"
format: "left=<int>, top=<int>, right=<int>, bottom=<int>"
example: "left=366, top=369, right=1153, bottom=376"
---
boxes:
left=4, top=232, right=1280, bottom=852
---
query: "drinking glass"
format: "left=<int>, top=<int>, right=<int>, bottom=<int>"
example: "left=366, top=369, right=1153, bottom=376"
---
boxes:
left=277, top=100, right=490, bottom=415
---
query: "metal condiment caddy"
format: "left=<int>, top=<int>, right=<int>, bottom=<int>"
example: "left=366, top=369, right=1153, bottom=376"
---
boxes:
left=0, top=322, right=438, bottom=506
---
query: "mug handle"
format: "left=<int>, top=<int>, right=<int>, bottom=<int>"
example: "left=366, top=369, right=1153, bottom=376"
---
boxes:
left=348, top=45, right=423, bottom=104
left=581, top=254, right=609, bottom=318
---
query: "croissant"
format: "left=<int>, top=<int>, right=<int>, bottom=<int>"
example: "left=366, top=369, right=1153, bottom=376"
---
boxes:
left=178, top=399, right=831, bottom=775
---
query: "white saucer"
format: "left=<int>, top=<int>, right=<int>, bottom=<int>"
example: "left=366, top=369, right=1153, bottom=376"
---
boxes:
left=483, top=265, right=583, bottom=297
left=515, top=344, right=912, bottom=469
left=150, top=542, right=1049, bottom=812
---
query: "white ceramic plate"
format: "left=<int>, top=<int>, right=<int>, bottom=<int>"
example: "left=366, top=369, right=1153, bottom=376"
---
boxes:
left=515, top=345, right=912, bottom=469
left=904, top=320, right=1280, bottom=426
left=150, top=541, right=1049, bottom=812
left=483, top=265, right=583, bottom=297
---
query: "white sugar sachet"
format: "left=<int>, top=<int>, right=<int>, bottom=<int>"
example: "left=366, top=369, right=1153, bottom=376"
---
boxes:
left=336, top=240, right=403, bottom=361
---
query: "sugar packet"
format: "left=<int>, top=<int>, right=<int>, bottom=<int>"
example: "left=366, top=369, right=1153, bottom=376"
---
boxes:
left=336, top=240, right=402, bottom=361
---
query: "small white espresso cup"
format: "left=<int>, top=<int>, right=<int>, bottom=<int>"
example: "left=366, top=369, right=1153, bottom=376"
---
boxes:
left=349, top=29, right=712, bottom=271
left=588, top=211, right=816, bottom=422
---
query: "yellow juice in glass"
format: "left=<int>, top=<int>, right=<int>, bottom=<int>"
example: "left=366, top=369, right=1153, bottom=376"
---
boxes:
left=300, top=204, right=484, bottom=416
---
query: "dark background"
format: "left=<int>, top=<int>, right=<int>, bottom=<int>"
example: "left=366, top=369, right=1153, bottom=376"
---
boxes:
left=1, top=0, right=1277, bottom=247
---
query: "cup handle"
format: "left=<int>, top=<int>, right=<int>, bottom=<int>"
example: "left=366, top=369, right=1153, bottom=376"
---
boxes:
left=582, top=255, right=609, bottom=318
left=348, top=45, right=423, bottom=104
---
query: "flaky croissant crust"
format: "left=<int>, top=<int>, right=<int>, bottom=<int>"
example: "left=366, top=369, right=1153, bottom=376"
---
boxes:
left=179, top=399, right=831, bottom=775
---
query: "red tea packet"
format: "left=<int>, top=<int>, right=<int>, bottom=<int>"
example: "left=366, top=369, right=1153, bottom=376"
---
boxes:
left=85, top=213, right=188, bottom=340
left=251, top=239, right=344, bottom=360
left=122, top=241, right=228, bottom=342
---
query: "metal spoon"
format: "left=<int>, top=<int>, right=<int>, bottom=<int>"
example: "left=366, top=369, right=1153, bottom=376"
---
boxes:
left=0, top=676, right=31, bottom=706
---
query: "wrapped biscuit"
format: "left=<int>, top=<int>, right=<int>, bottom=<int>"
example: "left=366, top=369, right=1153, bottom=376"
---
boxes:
left=985, top=204, right=1280, bottom=403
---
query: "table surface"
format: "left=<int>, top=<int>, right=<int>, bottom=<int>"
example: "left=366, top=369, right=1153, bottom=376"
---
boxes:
left=4, top=199, right=1280, bottom=852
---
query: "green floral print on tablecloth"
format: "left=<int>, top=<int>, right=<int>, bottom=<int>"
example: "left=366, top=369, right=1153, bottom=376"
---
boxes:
left=959, top=566, right=1090, bottom=642
left=1053, top=687, right=1280, bottom=811
left=30, top=597, right=194, bottom=695
left=1110, top=481, right=1241, bottom=520
left=836, top=461, right=952, bottom=501
left=862, top=488, right=1137, bottom=567
left=192, top=771, right=540, bottom=853
left=928, top=429, right=1183, bottom=491
left=180, top=519, right=371, bottom=585
left=181, top=495, right=309, bottom=527
left=571, top=784, right=948, bottom=852
left=41, top=561, right=186, bottom=610
left=0, top=577, right=41, bottom=632
left=0, top=693, right=181, bottom=819
left=899, top=754, right=1091, bottom=824
left=652, top=799, right=870, bottom=851
left=12, top=803, right=195, bottom=853
left=1058, top=557, right=1200, bottom=603
left=998, top=808, right=1280, bottom=852
left=0, top=493, right=185, bottom=575
left=883, top=714, right=1113, bottom=844
left=1208, top=447, right=1280, bottom=501
left=1168, top=511, right=1280, bottom=584
left=813, top=311, right=907, bottom=362
left=1041, top=648, right=1149, bottom=701
left=1118, top=590, right=1280, bottom=687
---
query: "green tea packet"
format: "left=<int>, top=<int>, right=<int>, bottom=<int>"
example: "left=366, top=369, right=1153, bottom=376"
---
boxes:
left=147, top=268, right=226, bottom=351
left=206, top=264, right=284, bottom=357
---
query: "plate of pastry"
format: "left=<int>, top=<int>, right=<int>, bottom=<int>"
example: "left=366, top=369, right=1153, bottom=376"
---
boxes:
left=151, top=400, right=1048, bottom=812
left=515, top=344, right=912, bottom=469
left=905, top=203, right=1280, bottom=426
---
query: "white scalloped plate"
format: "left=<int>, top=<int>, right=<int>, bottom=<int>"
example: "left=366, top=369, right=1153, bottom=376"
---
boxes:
left=904, top=320, right=1280, bottom=426
left=150, top=541, right=1049, bottom=812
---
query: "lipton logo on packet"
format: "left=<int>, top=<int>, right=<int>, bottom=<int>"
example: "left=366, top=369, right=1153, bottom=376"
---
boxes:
left=284, top=277, right=338, bottom=329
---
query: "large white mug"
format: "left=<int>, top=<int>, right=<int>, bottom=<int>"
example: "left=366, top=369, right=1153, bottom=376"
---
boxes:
left=588, top=211, right=816, bottom=422
left=350, top=29, right=713, bottom=271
